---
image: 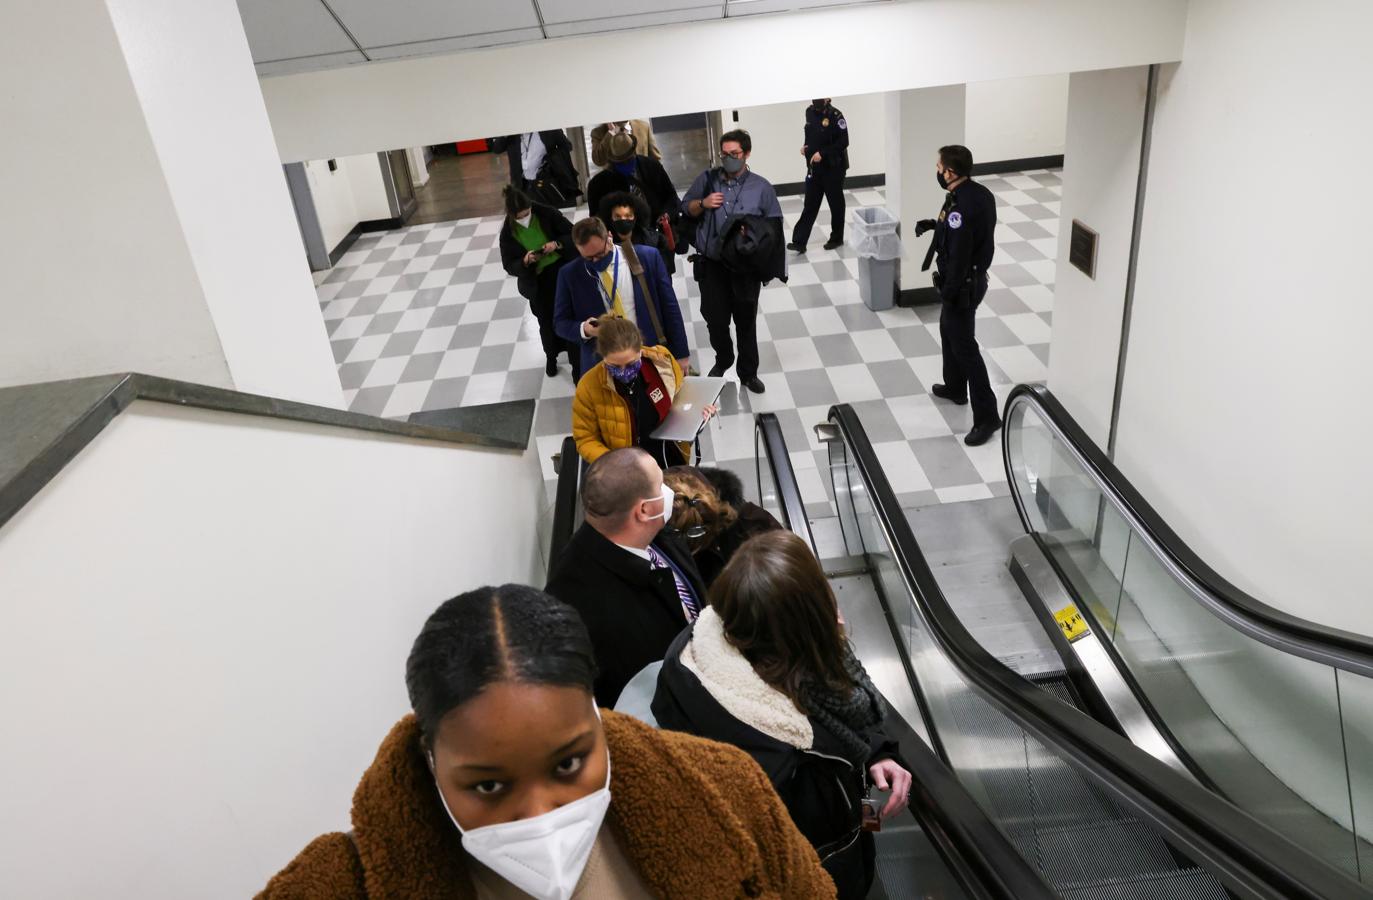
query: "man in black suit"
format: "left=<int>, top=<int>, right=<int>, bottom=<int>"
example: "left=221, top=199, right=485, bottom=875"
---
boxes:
left=545, top=447, right=706, bottom=708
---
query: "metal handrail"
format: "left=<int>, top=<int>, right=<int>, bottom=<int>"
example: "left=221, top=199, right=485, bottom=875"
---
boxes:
left=548, top=436, right=580, bottom=568
left=1002, top=383, right=1373, bottom=678
left=753, top=413, right=816, bottom=552
left=828, top=402, right=1369, bottom=899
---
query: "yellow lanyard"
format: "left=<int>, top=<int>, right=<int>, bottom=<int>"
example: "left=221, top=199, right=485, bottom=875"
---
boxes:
left=597, top=251, right=626, bottom=317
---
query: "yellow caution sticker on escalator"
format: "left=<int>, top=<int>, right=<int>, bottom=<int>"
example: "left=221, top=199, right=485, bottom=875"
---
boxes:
left=1054, top=604, right=1090, bottom=643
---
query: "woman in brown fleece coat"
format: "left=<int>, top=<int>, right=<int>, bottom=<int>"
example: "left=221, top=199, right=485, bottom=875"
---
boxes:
left=258, top=584, right=835, bottom=900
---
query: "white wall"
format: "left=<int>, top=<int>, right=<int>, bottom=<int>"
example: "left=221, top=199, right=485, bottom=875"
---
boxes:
left=885, top=86, right=966, bottom=278
left=303, top=154, right=393, bottom=254
left=106, top=0, right=343, bottom=408
left=258, top=0, right=1186, bottom=163
left=304, top=159, right=358, bottom=253
left=0, top=402, right=546, bottom=898
left=345, top=152, right=393, bottom=220
left=966, top=74, right=1070, bottom=163
left=723, top=92, right=888, bottom=185
left=1046, top=67, right=1148, bottom=446
left=1114, top=0, right=1373, bottom=637
left=0, top=0, right=231, bottom=391
left=721, top=76, right=1065, bottom=193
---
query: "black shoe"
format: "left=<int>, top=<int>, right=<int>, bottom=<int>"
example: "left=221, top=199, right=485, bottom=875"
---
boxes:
left=931, top=383, right=968, bottom=405
left=964, top=418, right=1003, bottom=447
left=708, top=362, right=732, bottom=377
left=786, top=241, right=806, bottom=253
left=823, top=238, right=844, bottom=251
left=545, top=357, right=558, bottom=377
left=742, top=376, right=766, bottom=394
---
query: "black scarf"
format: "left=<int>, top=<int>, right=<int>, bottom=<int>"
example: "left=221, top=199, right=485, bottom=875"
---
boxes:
left=796, top=643, right=885, bottom=769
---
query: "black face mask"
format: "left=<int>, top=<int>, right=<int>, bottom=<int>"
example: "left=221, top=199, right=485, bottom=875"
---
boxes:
left=611, top=218, right=636, bottom=237
left=812, top=98, right=827, bottom=109
left=936, top=170, right=948, bottom=189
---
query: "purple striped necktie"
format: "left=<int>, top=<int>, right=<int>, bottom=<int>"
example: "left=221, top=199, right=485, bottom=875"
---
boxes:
left=647, top=545, right=700, bottom=620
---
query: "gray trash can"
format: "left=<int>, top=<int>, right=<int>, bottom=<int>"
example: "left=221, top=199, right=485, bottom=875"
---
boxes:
left=847, top=207, right=901, bottom=311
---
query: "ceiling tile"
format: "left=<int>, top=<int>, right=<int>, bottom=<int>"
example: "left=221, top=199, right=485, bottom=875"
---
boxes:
left=544, top=6, right=722, bottom=38
left=235, top=0, right=356, bottom=63
left=366, top=28, right=548, bottom=61
left=328, top=0, right=540, bottom=50
left=537, top=0, right=720, bottom=25
left=254, top=50, right=369, bottom=77
left=725, top=0, right=886, bottom=16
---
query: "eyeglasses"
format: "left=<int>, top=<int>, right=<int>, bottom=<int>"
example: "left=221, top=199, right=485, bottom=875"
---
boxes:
left=669, top=496, right=710, bottom=540
left=721, top=150, right=745, bottom=160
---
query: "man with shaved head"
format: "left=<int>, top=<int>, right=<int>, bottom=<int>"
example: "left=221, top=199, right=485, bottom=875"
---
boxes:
left=545, top=448, right=706, bottom=707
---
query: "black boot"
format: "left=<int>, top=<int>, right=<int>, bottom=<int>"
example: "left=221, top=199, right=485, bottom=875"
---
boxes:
left=964, top=417, right=1003, bottom=446
left=931, top=383, right=968, bottom=405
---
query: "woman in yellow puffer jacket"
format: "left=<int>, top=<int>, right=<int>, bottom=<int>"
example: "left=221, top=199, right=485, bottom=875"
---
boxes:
left=573, top=316, right=713, bottom=467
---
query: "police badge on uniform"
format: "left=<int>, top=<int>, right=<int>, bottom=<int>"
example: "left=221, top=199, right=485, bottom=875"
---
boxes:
left=948, top=211, right=963, bottom=229
left=649, top=388, right=664, bottom=403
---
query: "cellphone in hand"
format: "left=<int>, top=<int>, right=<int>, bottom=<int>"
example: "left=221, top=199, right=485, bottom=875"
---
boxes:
left=861, top=797, right=881, bottom=833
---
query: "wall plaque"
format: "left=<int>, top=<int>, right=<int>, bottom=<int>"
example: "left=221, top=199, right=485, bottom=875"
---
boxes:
left=1069, top=219, right=1098, bottom=279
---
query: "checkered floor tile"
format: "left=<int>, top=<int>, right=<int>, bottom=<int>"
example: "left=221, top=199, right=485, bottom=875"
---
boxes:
left=314, top=171, right=1060, bottom=518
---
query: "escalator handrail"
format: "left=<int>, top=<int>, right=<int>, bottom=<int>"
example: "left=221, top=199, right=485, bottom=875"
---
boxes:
left=754, top=413, right=816, bottom=551
left=1002, top=383, right=1373, bottom=678
left=829, top=402, right=1368, bottom=900
left=759, top=412, right=1054, bottom=899
left=549, top=435, right=580, bottom=567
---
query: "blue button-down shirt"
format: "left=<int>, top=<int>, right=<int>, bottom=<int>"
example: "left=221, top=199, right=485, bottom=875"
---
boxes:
left=681, top=167, right=783, bottom=257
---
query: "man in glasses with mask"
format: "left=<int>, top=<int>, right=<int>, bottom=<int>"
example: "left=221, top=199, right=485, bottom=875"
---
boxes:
left=553, top=217, right=690, bottom=380
left=682, top=129, right=785, bottom=395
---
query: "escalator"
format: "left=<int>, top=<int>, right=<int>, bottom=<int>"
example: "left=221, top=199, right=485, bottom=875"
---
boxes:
left=551, top=426, right=1056, bottom=898
left=547, top=410, right=1369, bottom=897
left=813, top=404, right=1369, bottom=898
left=1000, top=384, right=1373, bottom=887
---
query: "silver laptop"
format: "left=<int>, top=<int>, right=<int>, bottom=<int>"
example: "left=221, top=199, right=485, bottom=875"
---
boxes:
left=649, top=376, right=728, bottom=441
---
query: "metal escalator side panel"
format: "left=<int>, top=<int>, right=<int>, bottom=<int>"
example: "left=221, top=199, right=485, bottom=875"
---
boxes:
left=1008, top=534, right=1200, bottom=784
left=1000, top=383, right=1373, bottom=678
left=1002, top=388, right=1373, bottom=882
left=829, top=402, right=1372, bottom=899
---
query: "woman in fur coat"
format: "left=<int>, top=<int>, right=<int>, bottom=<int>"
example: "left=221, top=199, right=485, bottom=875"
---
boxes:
left=259, top=584, right=836, bottom=900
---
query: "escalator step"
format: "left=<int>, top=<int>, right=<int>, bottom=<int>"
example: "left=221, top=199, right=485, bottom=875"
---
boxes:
left=1057, top=868, right=1230, bottom=899
left=870, top=825, right=965, bottom=899
left=1007, top=818, right=1196, bottom=884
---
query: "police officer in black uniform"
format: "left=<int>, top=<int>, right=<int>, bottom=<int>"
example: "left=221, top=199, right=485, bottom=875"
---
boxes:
left=787, top=98, right=849, bottom=253
left=915, top=144, right=1001, bottom=446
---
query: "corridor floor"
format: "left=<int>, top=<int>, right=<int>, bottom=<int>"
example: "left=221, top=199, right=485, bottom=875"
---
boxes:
left=315, top=172, right=1059, bottom=517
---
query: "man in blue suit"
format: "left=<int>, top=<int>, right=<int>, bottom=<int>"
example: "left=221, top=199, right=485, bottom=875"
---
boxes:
left=555, top=217, right=690, bottom=378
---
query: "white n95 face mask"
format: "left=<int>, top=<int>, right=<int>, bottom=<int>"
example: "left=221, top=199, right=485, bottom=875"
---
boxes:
left=644, top=483, right=674, bottom=525
left=433, top=743, right=611, bottom=900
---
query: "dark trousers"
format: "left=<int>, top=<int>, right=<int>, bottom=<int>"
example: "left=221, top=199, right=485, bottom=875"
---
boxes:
left=938, top=274, right=998, bottom=426
left=533, top=264, right=580, bottom=378
left=791, top=166, right=846, bottom=246
left=698, top=257, right=762, bottom=380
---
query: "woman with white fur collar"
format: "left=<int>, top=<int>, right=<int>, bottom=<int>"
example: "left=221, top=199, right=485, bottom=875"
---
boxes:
left=651, top=531, right=913, bottom=900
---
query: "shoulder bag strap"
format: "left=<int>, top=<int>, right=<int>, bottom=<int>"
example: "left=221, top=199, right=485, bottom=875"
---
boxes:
left=619, top=238, right=667, bottom=345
